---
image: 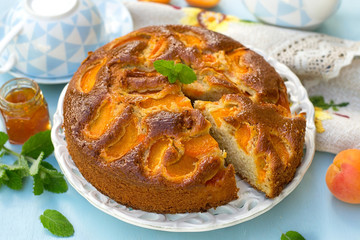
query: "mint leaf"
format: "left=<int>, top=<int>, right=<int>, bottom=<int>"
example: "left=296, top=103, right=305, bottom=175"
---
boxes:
left=154, top=60, right=197, bottom=84
left=310, top=96, right=330, bottom=109
left=21, top=130, right=54, bottom=159
left=18, top=155, right=29, bottom=168
left=153, top=59, right=175, bottom=76
left=38, top=161, right=68, bottom=193
left=16, top=155, right=30, bottom=178
left=177, top=64, right=197, bottom=84
left=310, top=96, right=349, bottom=111
left=167, top=72, right=177, bottom=83
left=2, top=156, right=29, bottom=189
left=43, top=170, right=68, bottom=194
left=41, top=161, right=56, bottom=170
left=33, top=174, right=44, bottom=195
left=5, top=164, right=24, bottom=171
left=30, top=152, right=44, bottom=176
left=281, top=231, right=306, bottom=240
left=4, top=170, right=23, bottom=190
left=174, top=63, right=183, bottom=74
left=0, top=161, right=28, bottom=190
left=0, top=132, right=8, bottom=147
left=40, top=209, right=74, bottom=237
left=31, top=152, right=46, bottom=195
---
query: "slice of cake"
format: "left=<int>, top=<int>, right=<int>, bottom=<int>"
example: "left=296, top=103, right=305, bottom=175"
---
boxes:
left=195, top=94, right=306, bottom=198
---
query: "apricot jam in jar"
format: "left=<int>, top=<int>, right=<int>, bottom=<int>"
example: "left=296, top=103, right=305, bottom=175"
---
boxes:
left=0, top=78, right=51, bottom=144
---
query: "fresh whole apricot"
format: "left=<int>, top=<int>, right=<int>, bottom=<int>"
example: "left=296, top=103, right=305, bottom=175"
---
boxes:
left=186, top=0, right=220, bottom=8
left=325, top=149, right=360, bottom=204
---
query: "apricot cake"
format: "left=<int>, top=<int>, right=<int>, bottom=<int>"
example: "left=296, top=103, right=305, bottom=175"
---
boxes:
left=63, top=25, right=306, bottom=213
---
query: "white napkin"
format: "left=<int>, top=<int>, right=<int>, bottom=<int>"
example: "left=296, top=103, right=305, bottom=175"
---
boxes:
left=124, top=1, right=360, bottom=154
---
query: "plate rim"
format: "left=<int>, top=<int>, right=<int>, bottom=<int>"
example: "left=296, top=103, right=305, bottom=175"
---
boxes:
left=51, top=47, right=316, bottom=232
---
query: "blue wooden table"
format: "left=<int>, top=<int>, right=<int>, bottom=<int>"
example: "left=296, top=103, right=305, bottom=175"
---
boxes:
left=0, top=0, right=359, bottom=239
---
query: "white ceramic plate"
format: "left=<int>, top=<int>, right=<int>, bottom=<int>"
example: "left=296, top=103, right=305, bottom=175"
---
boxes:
left=0, top=0, right=133, bottom=84
left=51, top=49, right=316, bottom=232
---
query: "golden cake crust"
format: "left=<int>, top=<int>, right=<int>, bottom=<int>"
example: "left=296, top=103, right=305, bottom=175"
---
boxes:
left=63, top=25, right=305, bottom=213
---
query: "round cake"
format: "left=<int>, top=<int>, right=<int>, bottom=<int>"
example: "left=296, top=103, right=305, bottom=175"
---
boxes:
left=63, top=25, right=306, bottom=214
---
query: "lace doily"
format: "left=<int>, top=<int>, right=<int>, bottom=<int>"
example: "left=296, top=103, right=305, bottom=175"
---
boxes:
left=270, top=33, right=360, bottom=81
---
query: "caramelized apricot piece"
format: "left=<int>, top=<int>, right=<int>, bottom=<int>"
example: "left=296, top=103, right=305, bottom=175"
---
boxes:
left=80, top=61, right=105, bottom=93
left=210, top=108, right=233, bottom=127
left=176, top=34, right=202, bottom=48
left=102, top=120, right=141, bottom=160
left=139, top=94, right=192, bottom=109
left=147, top=139, right=171, bottom=170
left=227, top=49, right=249, bottom=74
left=148, top=37, right=168, bottom=59
left=184, top=134, right=219, bottom=158
left=234, top=123, right=251, bottom=154
left=166, top=155, right=198, bottom=177
left=255, top=155, right=266, bottom=183
left=84, top=100, right=125, bottom=139
left=202, top=54, right=216, bottom=63
left=181, top=81, right=205, bottom=98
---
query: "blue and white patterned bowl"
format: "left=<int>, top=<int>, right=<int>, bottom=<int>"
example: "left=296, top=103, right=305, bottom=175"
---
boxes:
left=1, top=0, right=106, bottom=79
left=243, top=0, right=341, bottom=29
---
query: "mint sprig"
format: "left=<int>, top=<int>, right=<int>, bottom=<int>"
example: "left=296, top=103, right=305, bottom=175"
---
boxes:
left=281, top=231, right=306, bottom=240
left=0, top=130, right=68, bottom=195
left=40, top=209, right=74, bottom=237
left=310, top=96, right=349, bottom=111
left=153, top=59, right=197, bottom=84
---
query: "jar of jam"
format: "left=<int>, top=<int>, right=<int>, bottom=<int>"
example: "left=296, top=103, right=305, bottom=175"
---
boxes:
left=0, top=78, right=51, bottom=144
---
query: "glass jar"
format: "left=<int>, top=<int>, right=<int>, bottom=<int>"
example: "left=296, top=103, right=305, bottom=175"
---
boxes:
left=0, top=78, right=51, bottom=144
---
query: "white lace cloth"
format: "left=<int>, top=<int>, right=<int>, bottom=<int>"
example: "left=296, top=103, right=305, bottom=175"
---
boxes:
left=124, top=1, right=360, bottom=154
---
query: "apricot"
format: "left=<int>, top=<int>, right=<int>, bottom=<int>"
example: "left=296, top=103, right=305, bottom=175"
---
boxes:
left=186, top=0, right=220, bottom=8
left=138, top=0, right=170, bottom=4
left=325, top=149, right=360, bottom=204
